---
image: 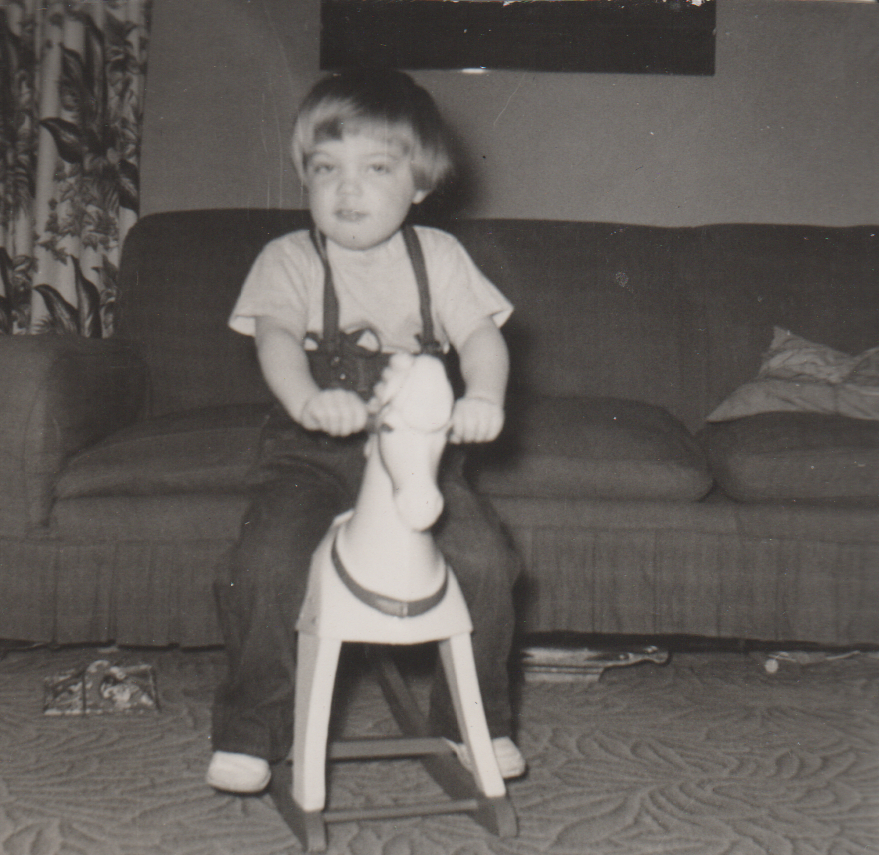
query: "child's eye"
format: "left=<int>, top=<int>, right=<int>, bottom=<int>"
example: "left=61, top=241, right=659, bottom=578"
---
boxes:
left=368, top=162, right=391, bottom=175
left=310, top=162, right=334, bottom=176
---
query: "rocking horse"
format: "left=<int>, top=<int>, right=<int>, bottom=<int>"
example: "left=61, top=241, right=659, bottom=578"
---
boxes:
left=268, top=353, right=517, bottom=852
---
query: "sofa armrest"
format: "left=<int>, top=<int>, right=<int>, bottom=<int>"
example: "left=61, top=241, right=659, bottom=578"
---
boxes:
left=0, top=335, right=147, bottom=535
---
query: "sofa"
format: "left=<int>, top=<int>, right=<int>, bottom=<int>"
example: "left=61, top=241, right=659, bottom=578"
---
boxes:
left=2, top=209, right=878, bottom=649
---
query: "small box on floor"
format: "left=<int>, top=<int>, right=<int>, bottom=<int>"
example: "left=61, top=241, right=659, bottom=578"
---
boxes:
left=43, top=659, right=158, bottom=715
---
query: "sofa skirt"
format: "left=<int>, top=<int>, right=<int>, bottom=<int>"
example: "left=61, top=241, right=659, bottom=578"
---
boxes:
left=2, top=496, right=877, bottom=648
left=0, top=536, right=231, bottom=646
left=497, top=497, right=879, bottom=646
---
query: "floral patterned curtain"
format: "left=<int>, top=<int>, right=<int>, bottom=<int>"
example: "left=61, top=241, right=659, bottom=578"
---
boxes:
left=0, top=0, right=152, bottom=336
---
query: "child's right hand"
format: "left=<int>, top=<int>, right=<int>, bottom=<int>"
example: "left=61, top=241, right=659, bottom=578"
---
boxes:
left=298, top=388, right=369, bottom=436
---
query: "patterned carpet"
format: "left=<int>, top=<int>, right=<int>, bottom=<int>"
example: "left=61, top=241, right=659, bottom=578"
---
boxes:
left=1, top=642, right=877, bottom=855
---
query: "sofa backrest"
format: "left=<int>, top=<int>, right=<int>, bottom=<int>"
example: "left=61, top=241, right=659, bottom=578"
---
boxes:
left=689, top=224, right=879, bottom=422
left=118, top=209, right=310, bottom=416
left=454, top=220, right=879, bottom=432
left=119, top=210, right=879, bottom=432
left=449, top=220, right=709, bottom=430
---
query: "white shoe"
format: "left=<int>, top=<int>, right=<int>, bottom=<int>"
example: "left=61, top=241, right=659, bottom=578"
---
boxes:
left=205, top=751, right=271, bottom=793
left=445, top=736, right=527, bottom=780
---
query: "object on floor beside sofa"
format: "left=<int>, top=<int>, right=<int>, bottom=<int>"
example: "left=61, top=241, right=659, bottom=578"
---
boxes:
left=750, top=648, right=877, bottom=674
left=520, top=641, right=669, bottom=683
left=43, top=660, right=158, bottom=715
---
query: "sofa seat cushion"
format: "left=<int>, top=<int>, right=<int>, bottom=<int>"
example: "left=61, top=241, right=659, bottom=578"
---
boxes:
left=55, top=404, right=271, bottom=499
left=705, top=412, right=879, bottom=503
left=470, top=395, right=713, bottom=501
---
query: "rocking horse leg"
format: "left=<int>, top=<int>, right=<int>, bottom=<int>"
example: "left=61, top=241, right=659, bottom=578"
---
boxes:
left=289, top=632, right=343, bottom=851
left=437, top=633, right=517, bottom=837
left=437, top=633, right=505, bottom=798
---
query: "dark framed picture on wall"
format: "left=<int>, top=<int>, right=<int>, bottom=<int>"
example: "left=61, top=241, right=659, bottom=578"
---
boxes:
left=321, top=0, right=716, bottom=76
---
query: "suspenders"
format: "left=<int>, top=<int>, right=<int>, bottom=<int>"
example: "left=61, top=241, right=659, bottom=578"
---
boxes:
left=399, top=225, right=443, bottom=358
left=306, top=225, right=444, bottom=399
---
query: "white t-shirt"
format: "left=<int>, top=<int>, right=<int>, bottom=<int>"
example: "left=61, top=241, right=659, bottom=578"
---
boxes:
left=229, top=226, right=512, bottom=353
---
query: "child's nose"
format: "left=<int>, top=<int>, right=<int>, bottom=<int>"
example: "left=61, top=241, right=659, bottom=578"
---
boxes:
left=338, top=169, right=361, bottom=196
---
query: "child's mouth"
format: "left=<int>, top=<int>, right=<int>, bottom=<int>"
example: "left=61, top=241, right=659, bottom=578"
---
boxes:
left=336, top=210, right=366, bottom=223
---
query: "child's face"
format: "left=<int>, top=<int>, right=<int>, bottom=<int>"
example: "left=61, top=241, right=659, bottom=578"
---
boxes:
left=304, top=128, right=428, bottom=251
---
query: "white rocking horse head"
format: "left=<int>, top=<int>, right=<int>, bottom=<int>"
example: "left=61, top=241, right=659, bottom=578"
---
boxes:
left=297, top=351, right=471, bottom=643
left=366, top=352, right=454, bottom=532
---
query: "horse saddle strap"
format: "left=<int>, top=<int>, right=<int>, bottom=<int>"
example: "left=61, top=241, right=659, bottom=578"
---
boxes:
left=331, top=536, right=448, bottom=618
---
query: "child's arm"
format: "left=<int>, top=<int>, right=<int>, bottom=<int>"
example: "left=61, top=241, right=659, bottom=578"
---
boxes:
left=255, top=316, right=369, bottom=436
left=450, top=317, right=510, bottom=444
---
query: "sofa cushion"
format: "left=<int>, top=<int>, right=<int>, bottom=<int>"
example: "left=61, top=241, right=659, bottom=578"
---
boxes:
left=704, top=412, right=879, bottom=503
left=707, top=328, right=879, bottom=422
left=470, top=396, right=713, bottom=501
left=55, top=404, right=271, bottom=499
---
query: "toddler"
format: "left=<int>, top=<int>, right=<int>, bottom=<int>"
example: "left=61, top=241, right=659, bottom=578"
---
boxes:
left=207, top=69, right=525, bottom=794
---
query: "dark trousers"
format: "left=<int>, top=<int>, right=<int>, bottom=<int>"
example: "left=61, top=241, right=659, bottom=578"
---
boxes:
left=211, top=409, right=521, bottom=764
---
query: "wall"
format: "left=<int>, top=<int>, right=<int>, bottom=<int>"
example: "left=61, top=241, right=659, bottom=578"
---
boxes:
left=140, top=0, right=879, bottom=226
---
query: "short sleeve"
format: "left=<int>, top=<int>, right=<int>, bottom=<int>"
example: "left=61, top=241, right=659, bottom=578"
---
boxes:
left=228, top=232, right=316, bottom=340
left=417, top=228, right=513, bottom=350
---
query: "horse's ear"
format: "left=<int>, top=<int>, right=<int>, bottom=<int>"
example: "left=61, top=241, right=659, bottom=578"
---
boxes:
left=373, top=353, right=415, bottom=409
left=396, top=355, right=454, bottom=430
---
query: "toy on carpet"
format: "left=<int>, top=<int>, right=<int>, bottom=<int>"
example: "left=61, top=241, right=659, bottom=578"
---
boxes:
left=43, top=659, right=158, bottom=715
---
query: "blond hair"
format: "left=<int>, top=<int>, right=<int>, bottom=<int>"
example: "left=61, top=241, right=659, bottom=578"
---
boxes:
left=292, top=69, right=453, bottom=193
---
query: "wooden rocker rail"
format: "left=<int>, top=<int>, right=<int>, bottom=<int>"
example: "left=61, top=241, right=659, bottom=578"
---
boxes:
left=269, top=646, right=517, bottom=852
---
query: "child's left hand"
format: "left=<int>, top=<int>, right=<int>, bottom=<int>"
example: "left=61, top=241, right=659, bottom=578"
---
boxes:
left=450, top=396, right=504, bottom=444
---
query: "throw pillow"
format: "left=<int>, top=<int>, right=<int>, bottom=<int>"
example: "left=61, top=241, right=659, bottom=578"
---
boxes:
left=707, top=327, right=879, bottom=422
left=470, top=395, right=713, bottom=502
left=704, top=411, right=879, bottom=503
